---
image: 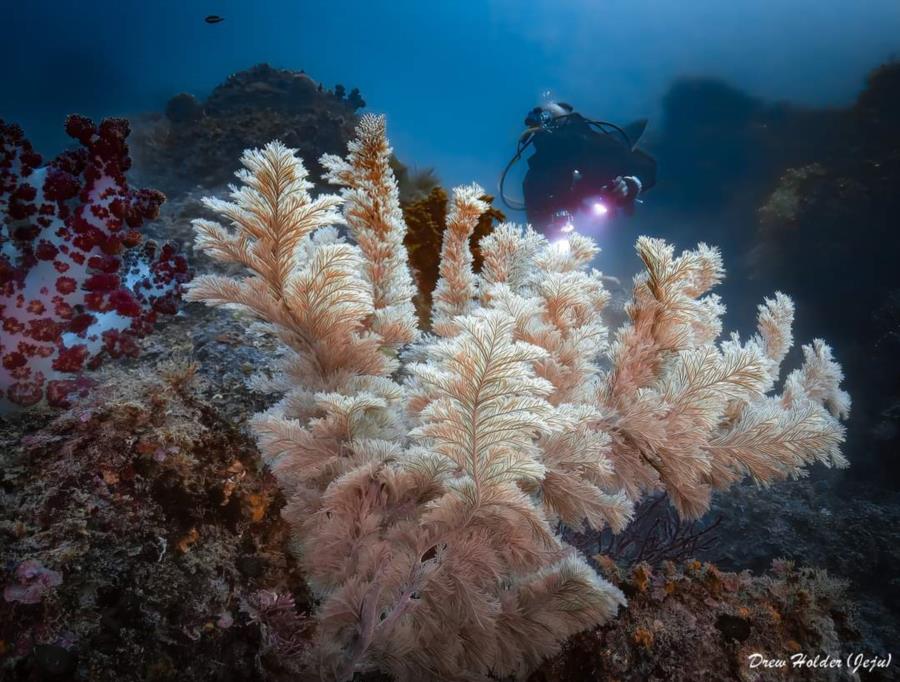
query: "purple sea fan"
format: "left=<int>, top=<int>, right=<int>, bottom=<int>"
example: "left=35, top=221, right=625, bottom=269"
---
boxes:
left=244, top=590, right=313, bottom=662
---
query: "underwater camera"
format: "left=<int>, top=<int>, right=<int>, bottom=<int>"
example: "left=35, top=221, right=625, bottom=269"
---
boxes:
left=499, top=102, right=657, bottom=240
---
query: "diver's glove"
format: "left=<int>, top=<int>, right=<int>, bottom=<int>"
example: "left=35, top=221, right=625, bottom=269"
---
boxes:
left=607, top=175, right=642, bottom=215
left=622, top=175, right=643, bottom=201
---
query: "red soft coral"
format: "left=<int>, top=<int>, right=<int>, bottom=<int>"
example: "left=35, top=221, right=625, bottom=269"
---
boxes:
left=0, top=117, right=191, bottom=410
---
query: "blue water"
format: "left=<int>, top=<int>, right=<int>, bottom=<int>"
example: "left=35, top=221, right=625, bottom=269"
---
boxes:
left=3, top=0, right=899, bottom=192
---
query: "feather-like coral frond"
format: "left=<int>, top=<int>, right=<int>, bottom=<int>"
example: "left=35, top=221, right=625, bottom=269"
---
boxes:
left=430, top=184, right=489, bottom=336
left=410, top=310, right=554, bottom=495
left=494, top=555, right=626, bottom=678
left=479, top=223, right=545, bottom=295
left=754, top=292, right=795, bottom=382
left=706, top=395, right=847, bottom=483
left=197, top=141, right=344, bottom=293
left=321, top=114, right=419, bottom=348
left=188, top=119, right=850, bottom=682
left=593, top=235, right=849, bottom=518
left=783, top=339, right=851, bottom=419
left=284, top=242, right=372, bottom=341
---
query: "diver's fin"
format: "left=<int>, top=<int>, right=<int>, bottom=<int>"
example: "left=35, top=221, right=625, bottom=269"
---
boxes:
left=622, top=118, right=648, bottom=149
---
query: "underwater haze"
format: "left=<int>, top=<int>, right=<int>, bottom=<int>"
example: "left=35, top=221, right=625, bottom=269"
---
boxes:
left=2, top=2, right=900, bottom=681
left=4, top=0, right=900, bottom=188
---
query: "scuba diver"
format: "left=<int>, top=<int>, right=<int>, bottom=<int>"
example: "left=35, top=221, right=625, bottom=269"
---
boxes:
left=499, top=101, right=657, bottom=238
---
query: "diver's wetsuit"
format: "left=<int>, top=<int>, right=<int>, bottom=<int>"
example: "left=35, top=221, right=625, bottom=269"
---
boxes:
left=522, top=112, right=657, bottom=229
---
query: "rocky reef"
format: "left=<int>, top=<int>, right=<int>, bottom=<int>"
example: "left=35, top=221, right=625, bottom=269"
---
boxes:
left=129, top=64, right=365, bottom=198
left=2, top=62, right=898, bottom=680
left=534, top=559, right=868, bottom=682
left=0, top=366, right=297, bottom=680
left=0, top=354, right=878, bottom=681
left=752, top=62, right=900, bottom=488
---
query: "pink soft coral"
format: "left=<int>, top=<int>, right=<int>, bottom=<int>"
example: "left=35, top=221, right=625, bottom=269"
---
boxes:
left=188, top=116, right=849, bottom=681
left=0, top=116, right=190, bottom=409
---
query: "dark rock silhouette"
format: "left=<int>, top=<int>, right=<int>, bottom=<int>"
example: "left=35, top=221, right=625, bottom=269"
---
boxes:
left=752, top=62, right=900, bottom=487
left=130, top=64, right=365, bottom=198
left=163, top=92, right=204, bottom=124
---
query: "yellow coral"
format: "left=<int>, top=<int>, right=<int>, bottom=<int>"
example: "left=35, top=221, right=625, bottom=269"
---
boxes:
left=633, top=627, right=654, bottom=648
left=632, top=563, right=652, bottom=593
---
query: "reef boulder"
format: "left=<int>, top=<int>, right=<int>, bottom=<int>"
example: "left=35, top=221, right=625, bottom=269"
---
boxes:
left=130, top=64, right=363, bottom=198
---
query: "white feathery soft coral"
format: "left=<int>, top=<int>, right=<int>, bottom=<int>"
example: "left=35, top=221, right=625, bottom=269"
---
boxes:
left=479, top=223, right=545, bottom=292
left=187, top=115, right=850, bottom=681
left=593, top=238, right=848, bottom=518
left=430, top=183, right=489, bottom=336
left=193, top=141, right=343, bottom=289
left=408, top=308, right=555, bottom=493
left=320, top=113, right=419, bottom=349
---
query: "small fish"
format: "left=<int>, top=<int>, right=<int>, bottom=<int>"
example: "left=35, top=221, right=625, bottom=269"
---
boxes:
left=205, top=15, right=224, bottom=24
